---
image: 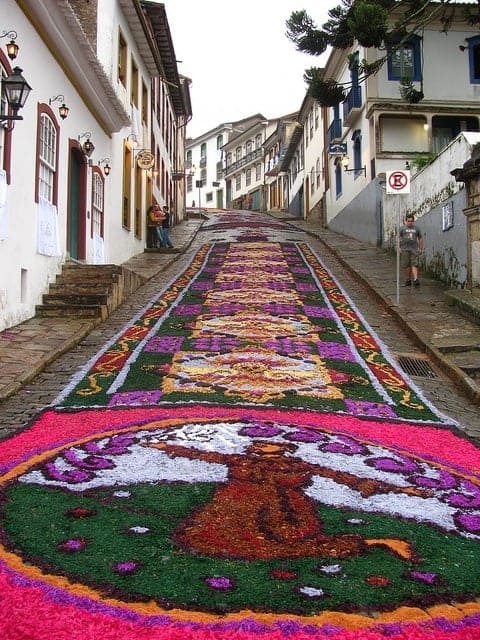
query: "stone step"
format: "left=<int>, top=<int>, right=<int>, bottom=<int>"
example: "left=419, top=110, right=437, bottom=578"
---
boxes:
left=35, top=303, right=107, bottom=320
left=48, top=282, right=111, bottom=296
left=55, top=272, right=119, bottom=285
left=62, top=262, right=122, bottom=275
left=42, top=292, right=109, bottom=307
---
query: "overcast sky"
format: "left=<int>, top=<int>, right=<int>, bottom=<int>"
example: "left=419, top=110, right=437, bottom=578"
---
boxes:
left=162, top=1, right=335, bottom=138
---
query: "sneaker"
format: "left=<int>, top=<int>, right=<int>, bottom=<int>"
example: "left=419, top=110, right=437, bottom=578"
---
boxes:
left=413, top=279, right=420, bottom=287
left=404, top=279, right=411, bottom=287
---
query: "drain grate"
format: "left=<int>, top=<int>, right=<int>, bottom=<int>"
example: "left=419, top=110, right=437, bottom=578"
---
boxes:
left=397, top=355, right=438, bottom=378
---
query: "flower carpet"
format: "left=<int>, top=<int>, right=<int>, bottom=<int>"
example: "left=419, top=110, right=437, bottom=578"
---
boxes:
left=1, top=212, right=480, bottom=639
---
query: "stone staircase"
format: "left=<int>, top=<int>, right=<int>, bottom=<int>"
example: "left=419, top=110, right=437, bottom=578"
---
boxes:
left=36, top=261, right=146, bottom=321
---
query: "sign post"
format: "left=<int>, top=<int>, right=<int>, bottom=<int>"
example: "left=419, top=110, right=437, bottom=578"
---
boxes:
left=195, top=180, right=203, bottom=216
left=386, top=170, right=411, bottom=305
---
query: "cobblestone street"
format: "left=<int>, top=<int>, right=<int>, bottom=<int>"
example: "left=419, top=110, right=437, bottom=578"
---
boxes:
left=1, top=211, right=480, bottom=640
left=1, top=216, right=479, bottom=440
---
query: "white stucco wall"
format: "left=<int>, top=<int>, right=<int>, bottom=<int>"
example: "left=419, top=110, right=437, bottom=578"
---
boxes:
left=382, top=132, right=480, bottom=241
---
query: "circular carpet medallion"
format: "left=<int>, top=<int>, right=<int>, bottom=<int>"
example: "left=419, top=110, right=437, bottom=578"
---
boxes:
left=1, top=405, right=480, bottom=639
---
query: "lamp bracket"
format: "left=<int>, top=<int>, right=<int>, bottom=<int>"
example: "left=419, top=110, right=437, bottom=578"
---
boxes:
left=0, top=30, right=17, bottom=39
left=49, top=94, right=65, bottom=105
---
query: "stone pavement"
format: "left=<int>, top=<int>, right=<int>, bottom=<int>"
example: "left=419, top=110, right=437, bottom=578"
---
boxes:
left=0, top=210, right=479, bottom=406
left=0, top=217, right=203, bottom=402
left=270, top=212, right=480, bottom=405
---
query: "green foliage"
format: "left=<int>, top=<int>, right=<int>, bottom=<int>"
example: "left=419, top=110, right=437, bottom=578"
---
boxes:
left=399, top=77, right=424, bottom=103
left=410, top=152, right=437, bottom=170
left=286, top=0, right=461, bottom=103
left=303, top=69, right=347, bottom=106
left=346, top=2, right=389, bottom=47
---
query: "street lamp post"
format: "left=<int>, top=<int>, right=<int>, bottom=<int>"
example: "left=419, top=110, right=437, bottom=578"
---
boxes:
left=196, top=179, right=202, bottom=216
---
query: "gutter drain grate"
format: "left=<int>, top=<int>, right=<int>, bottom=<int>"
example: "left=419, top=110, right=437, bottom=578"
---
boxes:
left=397, top=356, right=438, bottom=379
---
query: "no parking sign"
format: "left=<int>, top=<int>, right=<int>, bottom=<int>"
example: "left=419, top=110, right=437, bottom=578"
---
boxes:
left=386, top=170, right=410, bottom=194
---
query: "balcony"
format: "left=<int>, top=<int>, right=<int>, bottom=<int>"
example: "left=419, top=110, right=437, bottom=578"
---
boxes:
left=343, top=86, right=362, bottom=126
left=327, top=118, right=343, bottom=144
left=224, top=147, right=263, bottom=177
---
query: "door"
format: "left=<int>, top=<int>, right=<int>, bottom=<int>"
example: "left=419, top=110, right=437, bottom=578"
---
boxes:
left=68, top=148, right=87, bottom=260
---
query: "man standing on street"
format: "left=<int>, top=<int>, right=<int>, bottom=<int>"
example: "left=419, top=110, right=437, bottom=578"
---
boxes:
left=400, top=214, right=423, bottom=287
left=159, top=205, right=174, bottom=249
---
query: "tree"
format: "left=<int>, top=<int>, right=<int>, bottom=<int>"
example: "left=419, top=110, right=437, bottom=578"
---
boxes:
left=286, top=0, right=480, bottom=105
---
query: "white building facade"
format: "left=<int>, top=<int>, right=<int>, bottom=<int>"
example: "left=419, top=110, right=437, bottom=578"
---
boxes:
left=0, top=0, right=189, bottom=331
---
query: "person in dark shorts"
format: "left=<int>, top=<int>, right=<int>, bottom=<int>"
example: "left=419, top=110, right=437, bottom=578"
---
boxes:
left=399, top=214, right=423, bottom=287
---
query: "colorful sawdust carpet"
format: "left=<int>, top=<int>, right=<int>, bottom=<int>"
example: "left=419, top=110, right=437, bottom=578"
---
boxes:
left=1, top=215, right=480, bottom=640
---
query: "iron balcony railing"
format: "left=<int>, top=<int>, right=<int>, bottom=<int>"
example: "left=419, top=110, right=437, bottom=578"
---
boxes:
left=327, top=118, right=343, bottom=144
left=224, top=147, right=263, bottom=176
left=343, top=85, right=362, bottom=122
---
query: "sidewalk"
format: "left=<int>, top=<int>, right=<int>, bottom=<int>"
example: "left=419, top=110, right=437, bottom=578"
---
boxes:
left=271, top=212, right=480, bottom=405
left=1, top=211, right=479, bottom=405
left=0, top=217, right=204, bottom=402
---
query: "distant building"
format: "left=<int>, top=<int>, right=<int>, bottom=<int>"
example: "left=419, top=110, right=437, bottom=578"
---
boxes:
left=186, top=114, right=266, bottom=210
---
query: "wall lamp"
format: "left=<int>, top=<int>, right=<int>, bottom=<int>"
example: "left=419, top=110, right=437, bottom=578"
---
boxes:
left=126, top=133, right=138, bottom=147
left=341, top=155, right=366, bottom=176
left=99, top=157, right=111, bottom=176
left=0, top=66, right=32, bottom=124
left=78, top=131, right=95, bottom=157
left=0, top=30, right=19, bottom=60
left=49, top=94, right=69, bottom=120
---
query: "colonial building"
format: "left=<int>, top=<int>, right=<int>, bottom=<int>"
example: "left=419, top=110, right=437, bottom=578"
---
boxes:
left=321, top=2, right=480, bottom=241
left=186, top=113, right=267, bottom=210
left=0, top=0, right=190, bottom=331
left=222, top=116, right=274, bottom=211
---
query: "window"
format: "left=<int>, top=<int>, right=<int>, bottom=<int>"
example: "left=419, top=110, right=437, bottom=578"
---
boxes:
left=246, top=140, right=253, bottom=155
left=216, top=134, right=223, bottom=149
left=122, top=143, right=132, bottom=229
left=335, top=161, right=342, bottom=199
left=255, top=163, right=261, bottom=181
left=187, top=175, right=193, bottom=192
left=118, top=31, right=127, bottom=86
left=255, top=134, right=262, bottom=149
left=141, top=81, right=148, bottom=124
left=38, top=113, right=57, bottom=203
left=131, top=59, right=139, bottom=106
left=246, top=168, right=251, bottom=186
left=200, top=142, right=207, bottom=159
left=235, top=174, right=241, bottom=190
left=388, top=35, right=421, bottom=81
left=216, top=161, right=223, bottom=180
left=352, top=129, right=362, bottom=178
left=316, top=158, right=321, bottom=189
left=467, top=35, right=480, bottom=83
left=201, top=167, right=207, bottom=184
left=206, top=192, right=213, bottom=202
left=92, top=170, right=104, bottom=238
left=235, top=146, right=242, bottom=162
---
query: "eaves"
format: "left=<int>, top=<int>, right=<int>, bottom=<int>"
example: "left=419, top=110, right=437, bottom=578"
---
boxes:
left=365, top=99, right=480, bottom=120
left=17, top=0, right=131, bottom=134
left=141, top=0, right=187, bottom=117
left=279, top=126, right=304, bottom=172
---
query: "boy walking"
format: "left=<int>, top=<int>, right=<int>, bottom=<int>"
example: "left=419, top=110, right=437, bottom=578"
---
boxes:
left=400, top=214, right=423, bottom=287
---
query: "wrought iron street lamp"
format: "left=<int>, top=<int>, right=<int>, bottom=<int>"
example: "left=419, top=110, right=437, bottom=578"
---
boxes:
left=0, top=66, right=32, bottom=123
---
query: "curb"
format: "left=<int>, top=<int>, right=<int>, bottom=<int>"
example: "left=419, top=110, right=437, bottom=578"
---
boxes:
left=300, top=227, right=480, bottom=406
left=0, top=320, right=98, bottom=403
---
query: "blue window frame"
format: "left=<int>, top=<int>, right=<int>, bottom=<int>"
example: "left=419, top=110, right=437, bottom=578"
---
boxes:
left=335, top=162, right=342, bottom=199
left=467, top=35, right=480, bottom=84
left=352, top=130, right=362, bottom=178
left=387, top=35, right=422, bottom=81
